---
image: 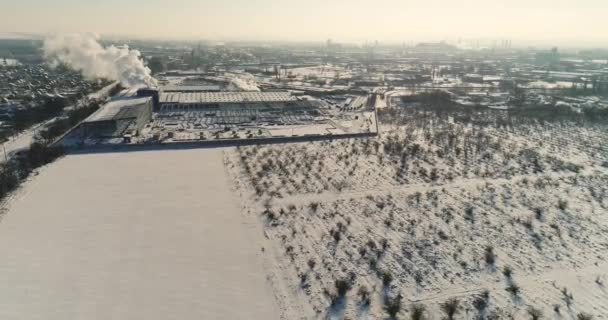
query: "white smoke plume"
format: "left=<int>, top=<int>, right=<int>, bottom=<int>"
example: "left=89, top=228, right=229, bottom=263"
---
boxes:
left=226, top=73, right=260, bottom=92
left=43, top=34, right=157, bottom=88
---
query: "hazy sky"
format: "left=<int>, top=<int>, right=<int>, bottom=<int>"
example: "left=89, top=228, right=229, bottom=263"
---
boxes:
left=2, top=0, right=607, bottom=45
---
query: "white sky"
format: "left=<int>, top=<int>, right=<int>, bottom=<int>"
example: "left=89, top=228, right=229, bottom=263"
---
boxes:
left=1, top=0, right=607, bottom=46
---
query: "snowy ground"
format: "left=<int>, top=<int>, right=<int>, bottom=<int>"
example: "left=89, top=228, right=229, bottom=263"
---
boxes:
left=1, top=117, right=57, bottom=161
left=2, top=101, right=607, bottom=319
left=0, top=149, right=281, bottom=320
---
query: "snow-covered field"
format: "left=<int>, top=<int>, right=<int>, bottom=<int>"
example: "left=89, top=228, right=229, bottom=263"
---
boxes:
left=225, top=106, right=608, bottom=319
left=0, top=149, right=280, bottom=319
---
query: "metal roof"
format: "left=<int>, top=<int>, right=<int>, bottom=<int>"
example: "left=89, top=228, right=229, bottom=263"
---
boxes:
left=159, top=92, right=296, bottom=104
left=84, top=97, right=151, bottom=123
left=161, top=85, right=221, bottom=92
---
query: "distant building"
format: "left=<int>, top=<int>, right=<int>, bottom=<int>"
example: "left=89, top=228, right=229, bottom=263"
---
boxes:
left=535, top=48, right=560, bottom=65
left=531, top=70, right=598, bottom=82
left=156, top=91, right=317, bottom=126
left=413, top=42, right=457, bottom=54
left=159, top=91, right=297, bottom=109
left=463, top=74, right=484, bottom=83
left=161, top=85, right=222, bottom=93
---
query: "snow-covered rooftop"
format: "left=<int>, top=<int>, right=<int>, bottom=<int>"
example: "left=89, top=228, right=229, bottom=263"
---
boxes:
left=159, top=92, right=296, bottom=104
left=161, top=85, right=221, bottom=92
left=84, top=97, right=152, bottom=123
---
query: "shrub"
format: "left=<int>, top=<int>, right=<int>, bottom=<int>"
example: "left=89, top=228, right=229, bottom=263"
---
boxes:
left=331, top=229, right=342, bottom=242
left=367, top=240, right=377, bottom=250
left=527, top=306, right=543, bottom=320
left=358, top=246, right=367, bottom=257
left=369, top=258, right=378, bottom=271
left=561, top=287, right=574, bottom=307
left=307, top=258, right=316, bottom=270
left=503, top=265, right=513, bottom=278
left=380, top=238, right=389, bottom=251
left=440, top=298, right=460, bottom=320
left=309, top=202, right=320, bottom=212
left=382, top=271, right=394, bottom=287
left=335, top=278, right=352, bottom=297
left=522, top=219, right=534, bottom=230
left=384, top=218, right=392, bottom=228
left=285, top=245, right=294, bottom=254
left=553, top=304, right=561, bottom=314
left=465, top=207, right=475, bottom=223
left=384, top=293, right=403, bottom=318
left=410, top=303, right=426, bottom=320
left=577, top=313, right=594, bottom=320
left=506, top=283, right=520, bottom=297
left=357, top=285, right=370, bottom=306
left=485, top=246, right=496, bottom=266
left=472, top=290, right=490, bottom=312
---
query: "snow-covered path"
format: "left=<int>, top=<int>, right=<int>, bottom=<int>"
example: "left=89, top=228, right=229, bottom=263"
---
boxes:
left=1, top=117, right=54, bottom=160
left=0, top=148, right=279, bottom=320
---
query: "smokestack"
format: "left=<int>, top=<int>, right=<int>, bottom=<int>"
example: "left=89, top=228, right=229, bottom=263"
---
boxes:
left=43, top=33, right=157, bottom=88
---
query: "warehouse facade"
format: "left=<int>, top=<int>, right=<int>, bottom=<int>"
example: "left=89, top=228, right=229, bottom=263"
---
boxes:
left=78, top=96, right=153, bottom=139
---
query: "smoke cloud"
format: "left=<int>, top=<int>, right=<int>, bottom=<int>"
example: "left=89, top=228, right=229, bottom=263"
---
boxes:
left=43, top=34, right=157, bottom=88
left=226, top=73, right=260, bottom=92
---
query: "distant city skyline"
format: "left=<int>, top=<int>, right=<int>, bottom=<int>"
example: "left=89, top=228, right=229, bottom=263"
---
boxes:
left=2, top=0, right=608, bottom=48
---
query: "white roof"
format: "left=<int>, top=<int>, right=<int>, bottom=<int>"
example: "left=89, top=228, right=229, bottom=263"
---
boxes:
left=161, top=85, right=221, bottom=92
left=159, top=92, right=296, bottom=104
left=84, top=97, right=151, bottom=123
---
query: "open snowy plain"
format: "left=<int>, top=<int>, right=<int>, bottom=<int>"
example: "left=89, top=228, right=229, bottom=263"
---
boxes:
left=0, top=149, right=280, bottom=320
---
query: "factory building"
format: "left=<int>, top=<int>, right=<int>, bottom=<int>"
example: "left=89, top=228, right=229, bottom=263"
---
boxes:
left=155, top=91, right=319, bottom=126
left=158, top=91, right=298, bottom=110
left=77, top=96, right=153, bottom=139
left=161, top=85, right=222, bottom=93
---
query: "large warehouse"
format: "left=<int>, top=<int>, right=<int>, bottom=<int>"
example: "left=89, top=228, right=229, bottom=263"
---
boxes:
left=155, top=91, right=321, bottom=127
left=158, top=91, right=297, bottom=110
left=77, top=96, right=153, bottom=139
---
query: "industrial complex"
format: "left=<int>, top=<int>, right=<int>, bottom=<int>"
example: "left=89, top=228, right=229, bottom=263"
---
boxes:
left=76, top=97, right=153, bottom=139
left=59, top=85, right=377, bottom=146
left=2, top=30, right=608, bottom=320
